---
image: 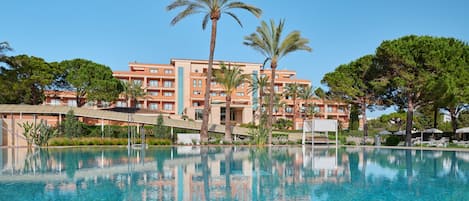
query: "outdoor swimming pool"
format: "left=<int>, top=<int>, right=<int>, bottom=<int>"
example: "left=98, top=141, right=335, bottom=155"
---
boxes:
left=0, top=146, right=468, bottom=201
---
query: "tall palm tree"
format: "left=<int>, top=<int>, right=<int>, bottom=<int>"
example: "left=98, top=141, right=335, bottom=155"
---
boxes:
left=299, top=85, right=315, bottom=119
left=284, top=83, right=301, bottom=130
left=214, top=63, right=249, bottom=143
left=167, top=0, right=262, bottom=143
left=244, top=19, right=311, bottom=144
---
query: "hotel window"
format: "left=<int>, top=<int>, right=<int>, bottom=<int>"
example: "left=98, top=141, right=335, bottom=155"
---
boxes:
left=149, top=80, right=158, bottom=87
left=286, top=107, right=293, bottom=113
left=211, top=81, right=217, bottom=85
left=338, top=106, right=345, bottom=113
left=195, top=109, right=203, bottom=120
left=240, top=82, right=245, bottom=88
left=133, top=79, right=142, bottom=85
left=211, top=92, right=217, bottom=96
left=236, top=92, right=244, bottom=96
left=150, top=68, right=158, bottom=73
left=136, top=102, right=143, bottom=108
left=260, top=74, right=266, bottom=78
left=67, top=100, right=77, bottom=107
left=51, top=99, right=61, bottom=106
left=101, top=101, right=110, bottom=107
left=193, top=102, right=199, bottom=107
left=193, top=80, right=197, bottom=87
left=193, top=90, right=201, bottom=95
left=164, top=69, right=173, bottom=74
left=164, top=103, right=173, bottom=111
left=116, top=101, right=127, bottom=107
left=198, top=80, right=203, bottom=87
left=164, top=92, right=173, bottom=97
left=327, top=106, right=333, bottom=113
left=314, top=106, right=320, bottom=112
left=164, top=81, right=173, bottom=88
left=220, top=92, right=226, bottom=97
left=149, top=91, right=159, bottom=96
left=274, top=85, right=279, bottom=92
left=275, top=74, right=279, bottom=79
left=120, top=79, right=128, bottom=83
left=149, top=103, right=158, bottom=110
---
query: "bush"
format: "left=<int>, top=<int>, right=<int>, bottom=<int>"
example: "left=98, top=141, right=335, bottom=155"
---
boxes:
left=384, top=136, right=400, bottom=146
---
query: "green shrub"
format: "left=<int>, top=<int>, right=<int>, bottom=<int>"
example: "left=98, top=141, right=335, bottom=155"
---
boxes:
left=384, top=136, right=400, bottom=146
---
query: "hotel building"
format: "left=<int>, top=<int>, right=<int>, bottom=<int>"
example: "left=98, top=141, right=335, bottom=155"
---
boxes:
left=44, top=58, right=350, bottom=129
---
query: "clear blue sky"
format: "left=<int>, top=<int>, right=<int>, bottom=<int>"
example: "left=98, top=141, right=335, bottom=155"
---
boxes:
left=3, top=0, right=468, bottom=117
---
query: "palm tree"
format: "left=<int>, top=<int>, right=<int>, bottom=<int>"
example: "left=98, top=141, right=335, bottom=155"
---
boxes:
left=284, top=83, right=302, bottom=130
left=122, top=81, right=146, bottom=109
left=167, top=0, right=261, bottom=143
left=244, top=19, right=311, bottom=144
left=248, top=75, right=270, bottom=123
left=299, top=85, right=315, bottom=119
left=214, top=63, right=249, bottom=143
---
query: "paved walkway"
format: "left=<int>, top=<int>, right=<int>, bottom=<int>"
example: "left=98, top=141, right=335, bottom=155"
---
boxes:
left=0, top=104, right=250, bottom=136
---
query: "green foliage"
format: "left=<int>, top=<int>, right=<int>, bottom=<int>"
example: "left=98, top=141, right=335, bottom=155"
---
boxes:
left=458, top=110, right=469, bottom=127
left=154, top=113, right=169, bottom=138
left=239, top=122, right=258, bottom=129
left=374, top=35, right=469, bottom=144
left=60, top=59, right=122, bottom=107
left=48, top=137, right=171, bottom=146
left=274, top=118, right=293, bottom=130
left=384, top=136, right=401, bottom=146
left=349, top=104, right=360, bottom=130
left=19, top=120, right=58, bottom=146
left=63, top=109, right=82, bottom=138
left=250, top=113, right=268, bottom=145
left=0, top=55, right=62, bottom=104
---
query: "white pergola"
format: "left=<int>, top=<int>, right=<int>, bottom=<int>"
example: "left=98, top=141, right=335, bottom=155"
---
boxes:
left=302, top=119, right=338, bottom=146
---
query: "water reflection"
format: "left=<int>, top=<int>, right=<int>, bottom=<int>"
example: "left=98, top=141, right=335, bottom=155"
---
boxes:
left=0, top=147, right=468, bottom=201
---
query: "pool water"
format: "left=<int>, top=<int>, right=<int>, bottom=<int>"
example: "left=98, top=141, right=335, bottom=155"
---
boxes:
left=0, top=146, right=468, bottom=201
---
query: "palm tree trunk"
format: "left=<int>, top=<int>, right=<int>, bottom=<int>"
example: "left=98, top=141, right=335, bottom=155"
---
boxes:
left=292, top=96, right=297, bottom=130
left=225, top=96, right=232, bottom=143
left=267, top=65, right=276, bottom=145
left=201, top=19, right=218, bottom=143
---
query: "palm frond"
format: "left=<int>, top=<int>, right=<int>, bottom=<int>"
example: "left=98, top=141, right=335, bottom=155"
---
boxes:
left=224, top=11, right=243, bottom=27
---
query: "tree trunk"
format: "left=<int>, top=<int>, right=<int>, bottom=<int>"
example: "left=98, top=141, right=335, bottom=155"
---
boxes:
left=225, top=96, right=232, bottom=143
left=292, top=95, right=297, bottom=130
left=449, top=107, right=458, bottom=134
left=200, top=19, right=218, bottom=144
left=433, top=106, right=438, bottom=129
left=267, top=64, right=276, bottom=145
left=405, top=97, right=414, bottom=147
left=361, top=98, right=368, bottom=145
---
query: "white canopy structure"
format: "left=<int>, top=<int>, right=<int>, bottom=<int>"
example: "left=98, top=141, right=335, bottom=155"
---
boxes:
left=456, top=127, right=469, bottom=133
left=302, top=119, right=338, bottom=145
left=422, top=128, right=443, bottom=134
